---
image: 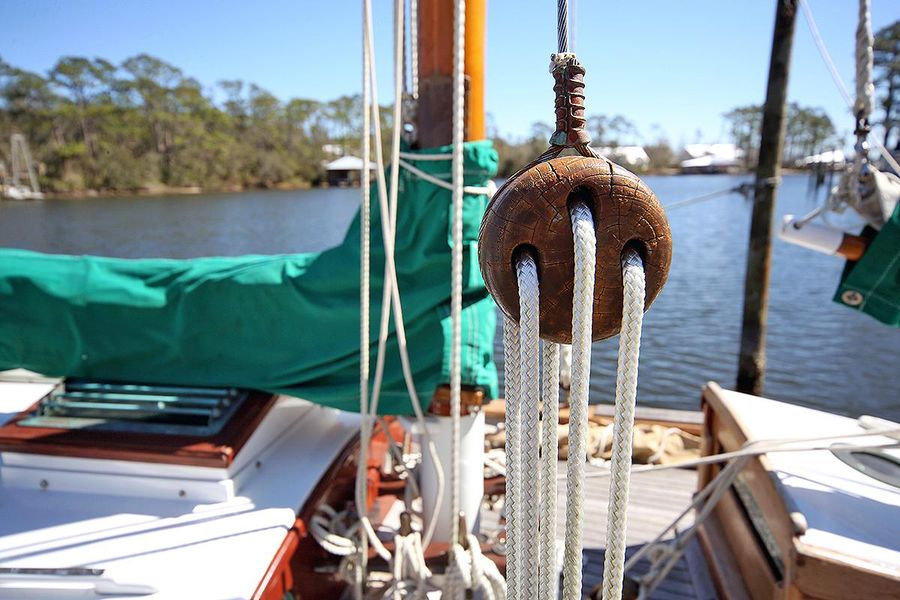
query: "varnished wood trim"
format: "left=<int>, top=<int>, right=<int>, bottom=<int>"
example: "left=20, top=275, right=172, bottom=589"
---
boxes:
left=429, top=385, right=486, bottom=416
left=698, top=512, right=752, bottom=600
left=792, top=539, right=900, bottom=599
left=0, top=390, right=278, bottom=468
left=252, top=519, right=301, bottom=600
left=701, top=383, right=796, bottom=559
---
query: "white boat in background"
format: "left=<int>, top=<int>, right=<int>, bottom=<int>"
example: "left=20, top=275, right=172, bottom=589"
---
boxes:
left=2, top=134, right=44, bottom=201
left=2, top=184, right=44, bottom=201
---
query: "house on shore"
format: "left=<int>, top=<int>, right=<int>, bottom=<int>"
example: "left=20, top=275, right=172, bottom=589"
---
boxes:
left=795, top=149, right=846, bottom=170
left=324, top=156, right=375, bottom=187
left=595, top=146, right=651, bottom=170
left=679, top=143, right=742, bottom=174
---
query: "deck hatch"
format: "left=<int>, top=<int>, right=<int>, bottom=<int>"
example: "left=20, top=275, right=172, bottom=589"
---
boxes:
left=18, top=380, right=247, bottom=436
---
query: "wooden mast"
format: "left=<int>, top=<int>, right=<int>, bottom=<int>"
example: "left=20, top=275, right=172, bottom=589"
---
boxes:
left=416, top=0, right=486, bottom=148
left=736, top=0, right=798, bottom=395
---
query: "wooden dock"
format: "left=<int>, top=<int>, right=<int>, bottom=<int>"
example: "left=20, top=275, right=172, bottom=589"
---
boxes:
left=481, top=462, right=717, bottom=599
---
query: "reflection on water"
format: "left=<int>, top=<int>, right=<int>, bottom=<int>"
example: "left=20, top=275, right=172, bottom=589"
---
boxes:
left=1, top=176, right=897, bottom=419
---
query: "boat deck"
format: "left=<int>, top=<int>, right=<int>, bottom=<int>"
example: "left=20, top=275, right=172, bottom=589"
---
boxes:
left=481, top=462, right=717, bottom=599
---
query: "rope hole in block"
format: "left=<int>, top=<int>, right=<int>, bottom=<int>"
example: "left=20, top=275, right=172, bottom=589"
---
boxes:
left=511, top=243, right=540, bottom=283
left=622, top=238, right=648, bottom=264
left=565, top=187, right=596, bottom=223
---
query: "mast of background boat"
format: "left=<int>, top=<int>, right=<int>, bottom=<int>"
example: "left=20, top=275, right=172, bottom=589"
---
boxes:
left=736, top=0, right=798, bottom=395
left=414, top=0, right=488, bottom=544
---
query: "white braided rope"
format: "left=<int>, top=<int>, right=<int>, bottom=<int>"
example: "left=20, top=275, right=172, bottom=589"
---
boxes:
left=397, top=158, right=495, bottom=195
left=445, top=544, right=471, bottom=599
left=388, top=531, right=431, bottom=599
left=445, top=535, right=507, bottom=600
left=601, top=248, right=646, bottom=600
left=310, top=503, right=362, bottom=557
left=449, top=0, right=467, bottom=549
left=409, top=0, right=419, bottom=100
left=516, top=253, right=541, bottom=596
left=854, top=0, right=873, bottom=120
left=363, top=0, right=444, bottom=553
left=562, top=202, right=596, bottom=600
left=503, top=316, right=522, bottom=600
left=356, top=1, right=373, bottom=591
left=540, top=341, right=560, bottom=600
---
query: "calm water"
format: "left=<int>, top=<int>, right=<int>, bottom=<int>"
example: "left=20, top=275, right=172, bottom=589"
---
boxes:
left=1, top=176, right=897, bottom=420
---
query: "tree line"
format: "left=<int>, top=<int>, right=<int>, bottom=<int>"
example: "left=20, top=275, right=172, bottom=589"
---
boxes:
left=0, top=53, right=383, bottom=193
left=1, top=20, right=896, bottom=194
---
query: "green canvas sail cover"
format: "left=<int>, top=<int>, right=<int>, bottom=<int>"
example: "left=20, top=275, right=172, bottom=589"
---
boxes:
left=833, top=202, right=900, bottom=327
left=0, top=141, right=499, bottom=414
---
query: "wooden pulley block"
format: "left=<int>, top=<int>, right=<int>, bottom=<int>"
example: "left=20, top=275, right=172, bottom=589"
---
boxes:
left=478, top=155, right=672, bottom=344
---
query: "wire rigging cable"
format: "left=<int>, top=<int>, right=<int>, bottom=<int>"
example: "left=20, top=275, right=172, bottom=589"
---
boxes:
left=557, top=0, right=569, bottom=54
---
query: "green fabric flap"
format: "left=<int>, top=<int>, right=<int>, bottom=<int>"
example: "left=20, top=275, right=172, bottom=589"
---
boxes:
left=833, top=202, right=900, bottom=327
left=0, top=141, right=500, bottom=414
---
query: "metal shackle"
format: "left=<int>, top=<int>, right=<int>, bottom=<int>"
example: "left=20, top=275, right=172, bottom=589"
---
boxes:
left=477, top=155, right=672, bottom=344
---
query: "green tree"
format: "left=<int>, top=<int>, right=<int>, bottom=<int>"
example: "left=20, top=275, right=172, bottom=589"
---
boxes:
left=723, top=105, right=762, bottom=168
left=588, top=114, right=638, bottom=147
left=784, top=103, right=835, bottom=163
left=874, top=20, right=900, bottom=150
left=49, top=56, right=115, bottom=160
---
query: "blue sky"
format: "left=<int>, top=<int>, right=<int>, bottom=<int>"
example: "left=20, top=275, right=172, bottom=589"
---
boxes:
left=2, top=0, right=898, bottom=146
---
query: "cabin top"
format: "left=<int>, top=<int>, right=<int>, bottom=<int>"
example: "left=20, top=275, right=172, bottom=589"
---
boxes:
left=0, top=375, right=360, bottom=598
